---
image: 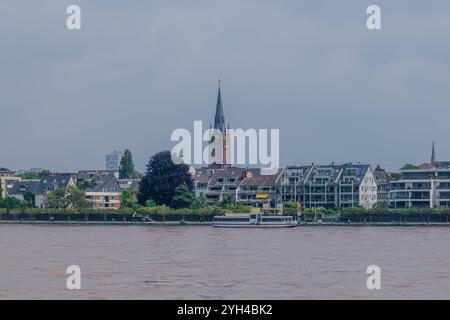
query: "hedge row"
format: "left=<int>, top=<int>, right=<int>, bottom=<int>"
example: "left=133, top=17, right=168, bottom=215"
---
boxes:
left=300, top=207, right=450, bottom=216
left=0, top=206, right=233, bottom=216
left=0, top=212, right=216, bottom=222
left=1, top=207, right=450, bottom=216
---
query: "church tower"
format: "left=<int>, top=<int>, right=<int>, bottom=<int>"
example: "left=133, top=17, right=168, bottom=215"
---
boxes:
left=208, top=80, right=231, bottom=167
left=214, top=81, right=226, bottom=132
left=431, top=141, right=436, bottom=165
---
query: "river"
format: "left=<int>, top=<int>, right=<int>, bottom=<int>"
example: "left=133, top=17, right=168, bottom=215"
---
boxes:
left=1, top=224, right=449, bottom=299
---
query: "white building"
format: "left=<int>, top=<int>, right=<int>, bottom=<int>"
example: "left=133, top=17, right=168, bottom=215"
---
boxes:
left=390, top=166, right=450, bottom=209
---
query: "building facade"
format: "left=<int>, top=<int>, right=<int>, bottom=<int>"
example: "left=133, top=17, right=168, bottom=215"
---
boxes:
left=237, top=169, right=283, bottom=207
left=374, top=165, right=390, bottom=204
left=0, top=167, right=21, bottom=198
left=193, top=163, right=379, bottom=209
left=276, top=163, right=379, bottom=209
left=7, top=180, right=40, bottom=204
left=390, top=143, right=450, bottom=209
left=9, top=174, right=77, bottom=208
left=277, top=165, right=313, bottom=204
left=203, top=167, right=245, bottom=204
left=85, top=174, right=121, bottom=209
left=390, top=168, right=450, bottom=209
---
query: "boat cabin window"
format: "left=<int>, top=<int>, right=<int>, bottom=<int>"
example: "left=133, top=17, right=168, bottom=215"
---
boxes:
left=214, top=217, right=249, bottom=222
left=262, top=217, right=292, bottom=222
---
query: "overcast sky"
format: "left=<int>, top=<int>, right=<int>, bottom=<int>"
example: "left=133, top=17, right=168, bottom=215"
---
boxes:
left=1, top=0, right=449, bottom=172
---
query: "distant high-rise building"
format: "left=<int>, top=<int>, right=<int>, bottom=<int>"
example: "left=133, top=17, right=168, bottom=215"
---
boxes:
left=105, top=150, right=123, bottom=171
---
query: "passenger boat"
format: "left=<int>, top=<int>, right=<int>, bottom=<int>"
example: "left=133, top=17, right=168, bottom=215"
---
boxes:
left=213, top=211, right=297, bottom=228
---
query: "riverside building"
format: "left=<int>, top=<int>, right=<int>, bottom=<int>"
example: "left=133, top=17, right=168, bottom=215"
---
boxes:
left=390, top=144, right=450, bottom=209
left=276, top=163, right=378, bottom=209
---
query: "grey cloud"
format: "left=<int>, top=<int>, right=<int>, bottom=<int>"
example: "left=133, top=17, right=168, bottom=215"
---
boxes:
left=1, top=0, right=449, bottom=172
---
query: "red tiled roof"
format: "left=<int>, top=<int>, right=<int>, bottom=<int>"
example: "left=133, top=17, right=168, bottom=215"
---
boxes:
left=418, top=163, right=436, bottom=169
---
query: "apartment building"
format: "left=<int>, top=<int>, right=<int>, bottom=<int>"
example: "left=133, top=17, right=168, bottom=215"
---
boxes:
left=237, top=169, right=283, bottom=207
left=193, top=167, right=282, bottom=206
left=338, top=164, right=377, bottom=209
left=374, top=165, right=390, bottom=204
left=390, top=167, right=450, bottom=209
left=203, top=167, right=245, bottom=204
left=277, top=165, right=313, bottom=204
left=193, top=169, right=212, bottom=197
left=276, top=163, right=378, bottom=209
left=85, top=174, right=121, bottom=209
left=302, top=164, right=341, bottom=208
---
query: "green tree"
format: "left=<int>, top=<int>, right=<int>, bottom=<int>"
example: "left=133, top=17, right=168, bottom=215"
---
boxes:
left=171, top=184, right=194, bottom=209
left=46, top=187, right=90, bottom=210
left=221, top=195, right=233, bottom=208
left=119, top=149, right=136, bottom=179
left=65, top=186, right=91, bottom=210
left=78, top=179, right=92, bottom=191
left=39, top=169, right=51, bottom=178
left=20, top=172, right=40, bottom=180
left=401, top=164, right=419, bottom=170
left=46, top=189, right=66, bottom=209
left=390, top=172, right=402, bottom=180
left=145, top=199, right=156, bottom=207
left=23, top=191, right=35, bottom=208
left=120, top=189, right=135, bottom=208
left=138, top=151, right=194, bottom=206
left=192, top=194, right=208, bottom=209
left=0, top=196, right=23, bottom=209
left=374, top=202, right=388, bottom=209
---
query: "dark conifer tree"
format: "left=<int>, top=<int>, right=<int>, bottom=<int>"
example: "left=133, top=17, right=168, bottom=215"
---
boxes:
left=119, top=149, right=136, bottom=179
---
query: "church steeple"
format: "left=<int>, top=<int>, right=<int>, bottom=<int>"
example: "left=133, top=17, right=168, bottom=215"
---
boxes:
left=431, top=141, right=436, bottom=164
left=214, top=79, right=225, bottom=132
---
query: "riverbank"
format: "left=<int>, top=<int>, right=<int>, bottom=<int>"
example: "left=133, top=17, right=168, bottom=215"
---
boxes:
left=1, top=210, right=450, bottom=226
left=2, top=220, right=450, bottom=227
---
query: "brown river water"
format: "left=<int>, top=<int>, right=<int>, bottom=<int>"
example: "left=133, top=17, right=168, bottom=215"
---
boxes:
left=1, top=224, right=449, bottom=299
